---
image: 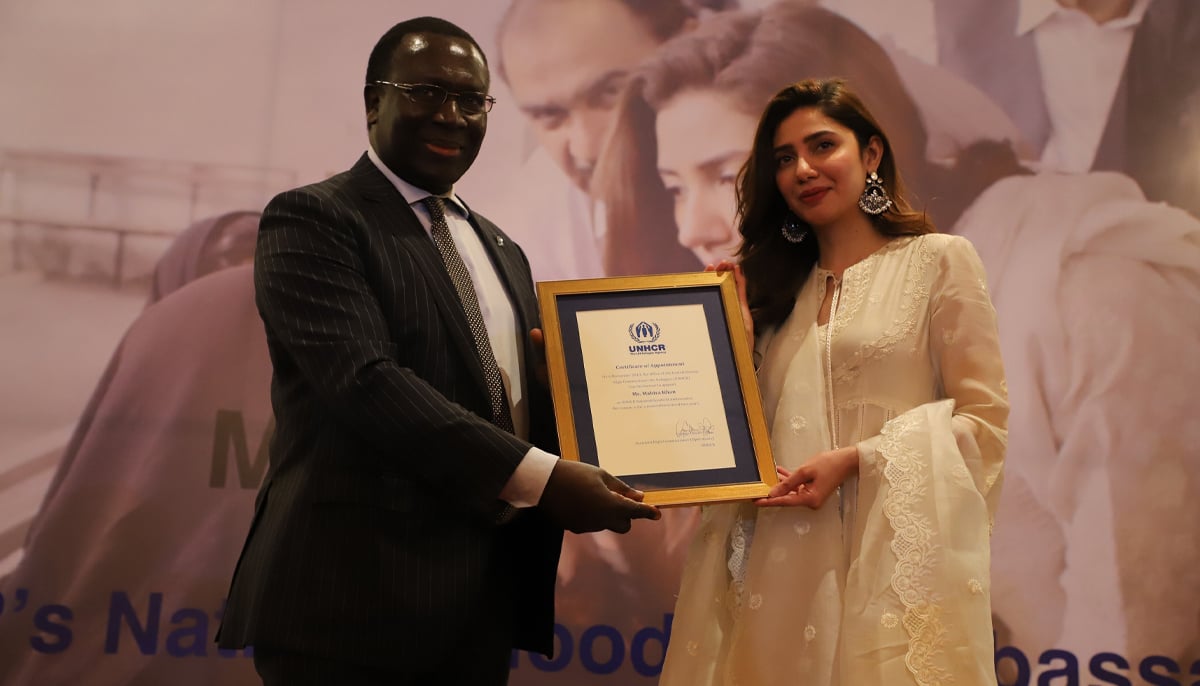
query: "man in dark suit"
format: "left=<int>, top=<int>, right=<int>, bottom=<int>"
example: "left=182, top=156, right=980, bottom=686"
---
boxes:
left=217, top=16, right=660, bottom=685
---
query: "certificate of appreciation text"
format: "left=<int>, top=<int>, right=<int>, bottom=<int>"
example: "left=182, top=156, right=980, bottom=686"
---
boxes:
left=574, top=303, right=736, bottom=477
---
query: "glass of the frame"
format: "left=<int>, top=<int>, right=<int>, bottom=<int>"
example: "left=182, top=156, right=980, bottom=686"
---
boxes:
left=537, top=271, right=777, bottom=507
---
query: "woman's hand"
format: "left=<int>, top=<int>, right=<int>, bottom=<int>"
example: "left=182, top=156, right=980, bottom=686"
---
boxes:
left=755, top=446, right=859, bottom=508
left=706, top=260, right=753, bottom=352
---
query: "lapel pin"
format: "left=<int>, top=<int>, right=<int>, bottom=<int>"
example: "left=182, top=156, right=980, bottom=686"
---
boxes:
left=496, top=236, right=505, bottom=246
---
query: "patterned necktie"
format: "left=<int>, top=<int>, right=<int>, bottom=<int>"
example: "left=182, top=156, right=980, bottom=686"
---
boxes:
left=421, top=196, right=515, bottom=434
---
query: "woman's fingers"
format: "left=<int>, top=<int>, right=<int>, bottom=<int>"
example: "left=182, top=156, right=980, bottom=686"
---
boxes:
left=781, top=464, right=815, bottom=490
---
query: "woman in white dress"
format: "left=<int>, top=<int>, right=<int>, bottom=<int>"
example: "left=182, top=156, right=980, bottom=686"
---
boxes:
left=651, top=72, right=1008, bottom=684
left=600, top=2, right=1200, bottom=676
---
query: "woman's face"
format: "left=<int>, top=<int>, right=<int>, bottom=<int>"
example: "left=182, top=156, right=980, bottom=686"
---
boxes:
left=772, top=106, right=880, bottom=232
left=655, top=89, right=758, bottom=267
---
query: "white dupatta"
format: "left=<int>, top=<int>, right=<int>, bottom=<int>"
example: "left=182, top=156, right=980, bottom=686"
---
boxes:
left=662, top=236, right=1003, bottom=686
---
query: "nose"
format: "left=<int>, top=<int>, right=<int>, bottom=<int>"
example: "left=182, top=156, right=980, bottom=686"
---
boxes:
left=792, top=154, right=817, bottom=181
left=565, top=108, right=609, bottom=177
left=677, top=193, right=735, bottom=258
left=431, top=97, right=467, bottom=126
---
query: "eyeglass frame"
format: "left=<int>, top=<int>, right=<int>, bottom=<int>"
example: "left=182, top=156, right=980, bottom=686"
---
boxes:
left=368, top=81, right=497, bottom=115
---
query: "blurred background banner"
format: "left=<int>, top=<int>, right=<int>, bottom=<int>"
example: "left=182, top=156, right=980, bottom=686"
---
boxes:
left=1, top=1, right=1196, bottom=684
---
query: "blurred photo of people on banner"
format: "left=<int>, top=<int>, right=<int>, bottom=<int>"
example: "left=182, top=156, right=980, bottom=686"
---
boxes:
left=1, top=0, right=1197, bottom=684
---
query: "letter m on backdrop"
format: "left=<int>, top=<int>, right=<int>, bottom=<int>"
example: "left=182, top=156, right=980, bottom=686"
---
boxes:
left=209, top=410, right=272, bottom=489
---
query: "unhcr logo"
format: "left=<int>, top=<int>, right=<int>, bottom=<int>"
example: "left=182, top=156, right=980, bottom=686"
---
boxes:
left=628, top=321, right=666, bottom=353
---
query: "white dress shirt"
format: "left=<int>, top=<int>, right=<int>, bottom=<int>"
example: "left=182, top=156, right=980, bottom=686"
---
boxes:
left=368, top=147, right=557, bottom=508
left=1019, top=0, right=1151, bottom=172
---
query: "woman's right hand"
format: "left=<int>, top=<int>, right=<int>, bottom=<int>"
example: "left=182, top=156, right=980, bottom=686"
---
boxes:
left=755, top=446, right=859, bottom=509
left=707, top=261, right=754, bottom=352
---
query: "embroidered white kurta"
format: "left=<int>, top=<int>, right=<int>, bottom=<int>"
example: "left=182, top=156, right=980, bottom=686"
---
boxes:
left=661, top=233, right=1008, bottom=686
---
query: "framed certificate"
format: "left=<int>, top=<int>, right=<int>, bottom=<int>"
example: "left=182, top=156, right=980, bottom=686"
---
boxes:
left=537, top=271, right=777, bottom=507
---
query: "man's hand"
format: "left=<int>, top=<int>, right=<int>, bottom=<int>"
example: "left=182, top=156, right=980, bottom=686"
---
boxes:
left=539, top=460, right=661, bottom=533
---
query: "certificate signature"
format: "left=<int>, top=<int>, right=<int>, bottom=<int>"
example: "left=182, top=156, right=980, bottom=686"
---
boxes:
left=676, top=418, right=716, bottom=438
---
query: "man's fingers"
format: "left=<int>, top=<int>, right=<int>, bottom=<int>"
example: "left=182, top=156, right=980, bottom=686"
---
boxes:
left=627, top=501, right=661, bottom=521
left=530, top=328, right=544, bottom=347
left=609, top=518, right=633, bottom=534
left=601, top=471, right=645, bottom=501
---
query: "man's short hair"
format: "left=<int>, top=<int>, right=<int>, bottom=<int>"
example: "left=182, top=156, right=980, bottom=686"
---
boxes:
left=494, top=0, right=736, bottom=81
left=365, top=17, right=486, bottom=85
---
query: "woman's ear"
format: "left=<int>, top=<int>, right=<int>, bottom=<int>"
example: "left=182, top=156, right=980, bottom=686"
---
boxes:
left=863, top=135, right=884, bottom=173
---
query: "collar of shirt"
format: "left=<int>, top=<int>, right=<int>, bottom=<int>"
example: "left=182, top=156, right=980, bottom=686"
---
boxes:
left=366, top=145, right=470, bottom=229
left=1017, top=0, right=1151, bottom=35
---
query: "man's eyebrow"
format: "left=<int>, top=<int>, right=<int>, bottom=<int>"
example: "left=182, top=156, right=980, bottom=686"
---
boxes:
left=519, top=102, right=567, bottom=117
left=579, top=69, right=631, bottom=99
left=515, top=68, right=633, bottom=115
left=659, top=150, right=749, bottom=176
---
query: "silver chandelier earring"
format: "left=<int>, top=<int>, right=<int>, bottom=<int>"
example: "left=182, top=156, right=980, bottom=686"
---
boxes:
left=858, top=171, right=893, bottom=215
left=781, top=212, right=808, bottom=243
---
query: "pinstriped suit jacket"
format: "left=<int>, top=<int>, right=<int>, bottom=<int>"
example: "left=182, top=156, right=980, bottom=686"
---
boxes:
left=217, top=154, right=562, bottom=667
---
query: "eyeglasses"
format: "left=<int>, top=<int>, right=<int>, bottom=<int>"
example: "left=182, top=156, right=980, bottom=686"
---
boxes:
left=369, top=81, right=496, bottom=115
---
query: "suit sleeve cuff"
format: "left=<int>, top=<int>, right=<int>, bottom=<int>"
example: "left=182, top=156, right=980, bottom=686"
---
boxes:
left=499, top=447, right=559, bottom=508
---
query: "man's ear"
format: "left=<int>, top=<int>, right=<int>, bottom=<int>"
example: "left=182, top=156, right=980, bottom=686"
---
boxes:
left=365, top=86, right=380, bottom=129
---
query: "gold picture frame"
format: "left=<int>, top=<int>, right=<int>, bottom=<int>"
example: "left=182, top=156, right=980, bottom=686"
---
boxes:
left=537, top=271, right=777, bottom=507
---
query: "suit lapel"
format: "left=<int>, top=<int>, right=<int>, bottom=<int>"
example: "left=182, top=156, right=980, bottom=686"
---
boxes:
left=467, top=210, right=537, bottom=334
left=348, top=155, right=491, bottom=399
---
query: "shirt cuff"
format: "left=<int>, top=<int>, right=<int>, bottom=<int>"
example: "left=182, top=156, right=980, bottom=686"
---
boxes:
left=498, top=447, right=559, bottom=508
left=856, top=434, right=883, bottom=473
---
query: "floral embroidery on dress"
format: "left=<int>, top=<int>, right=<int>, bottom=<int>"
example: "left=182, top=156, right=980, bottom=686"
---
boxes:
left=749, top=593, right=763, bottom=610
left=790, top=415, right=808, bottom=433
left=793, top=520, right=811, bottom=537
left=879, top=411, right=952, bottom=686
left=833, top=236, right=935, bottom=385
left=804, top=625, right=817, bottom=642
left=968, top=579, right=984, bottom=595
left=727, top=516, right=755, bottom=614
left=881, top=612, right=900, bottom=628
left=829, top=240, right=893, bottom=338
left=687, top=640, right=700, bottom=656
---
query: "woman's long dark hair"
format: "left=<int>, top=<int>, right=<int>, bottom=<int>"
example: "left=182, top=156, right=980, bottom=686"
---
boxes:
left=598, top=4, right=933, bottom=277
left=597, top=3, right=1026, bottom=316
left=737, top=78, right=933, bottom=330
